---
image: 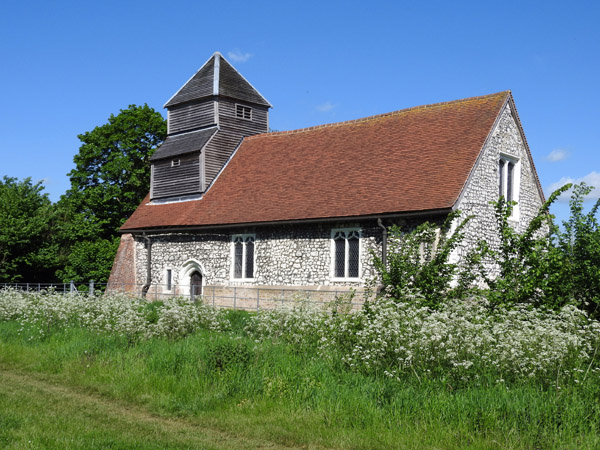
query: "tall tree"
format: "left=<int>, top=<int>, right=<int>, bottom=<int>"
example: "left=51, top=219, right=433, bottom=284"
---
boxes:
left=65, top=104, right=167, bottom=238
left=0, top=177, right=57, bottom=282
left=56, top=104, right=167, bottom=283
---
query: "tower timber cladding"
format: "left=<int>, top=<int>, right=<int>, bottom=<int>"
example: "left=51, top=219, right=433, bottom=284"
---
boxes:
left=151, top=52, right=271, bottom=200
left=108, top=52, right=546, bottom=300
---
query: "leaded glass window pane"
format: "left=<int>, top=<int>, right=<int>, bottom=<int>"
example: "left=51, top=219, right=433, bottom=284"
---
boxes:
left=234, top=239, right=243, bottom=278
left=334, top=235, right=346, bottom=278
left=499, top=159, right=505, bottom=198
left=348, top=234, right=359, bottom=278
left=245, top=238, right=254, bottom=278
left=507, top=161, right=514, bottom=203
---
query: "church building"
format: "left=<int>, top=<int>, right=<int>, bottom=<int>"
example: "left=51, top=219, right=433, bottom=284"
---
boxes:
left=108, top=52, right=545, bottom=301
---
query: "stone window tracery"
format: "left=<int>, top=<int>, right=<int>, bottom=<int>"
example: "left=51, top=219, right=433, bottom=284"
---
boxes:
left=499, top=154, right=521, bottom=220
left=332, top=229, right=360, bottom=279
left=232, top=234, right=255, bottom=279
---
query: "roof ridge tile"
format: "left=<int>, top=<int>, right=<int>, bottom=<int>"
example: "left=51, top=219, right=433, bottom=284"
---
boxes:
left=246, top=91, right=510, bottom=140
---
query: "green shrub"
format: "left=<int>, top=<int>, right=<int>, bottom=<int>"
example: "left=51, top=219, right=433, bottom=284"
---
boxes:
left=205, top=340, right=253, bottom=372
left=547, top=183, right=600, bottom=316
left=477, top=183, right=600, bottom=314
left=372, top=211, right=473, bottom=308
left=476, top=186, right=568, bottom=308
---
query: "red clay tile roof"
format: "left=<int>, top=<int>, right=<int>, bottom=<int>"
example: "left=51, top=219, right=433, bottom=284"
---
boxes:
left=121, top=91, right=510, bottom=231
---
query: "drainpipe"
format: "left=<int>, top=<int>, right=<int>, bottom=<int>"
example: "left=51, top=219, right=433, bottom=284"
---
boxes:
left=377, top=218, right=388, bottom=296
left=377, top=218, right=387, bottom=268
left=140, top=233, right=152, bottom=298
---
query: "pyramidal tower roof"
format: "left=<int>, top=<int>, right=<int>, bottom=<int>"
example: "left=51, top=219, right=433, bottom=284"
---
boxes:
left=164, top=52, right=272, bottom=108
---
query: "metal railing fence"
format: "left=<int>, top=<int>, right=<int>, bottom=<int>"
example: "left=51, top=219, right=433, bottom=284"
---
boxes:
left=1, top=281, right=370, bottom=311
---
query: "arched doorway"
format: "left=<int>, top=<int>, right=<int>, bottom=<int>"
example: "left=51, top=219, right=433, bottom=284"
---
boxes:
left=190, top=270, right=203, bottom=300
left=179, top=259, right=206, bottom=300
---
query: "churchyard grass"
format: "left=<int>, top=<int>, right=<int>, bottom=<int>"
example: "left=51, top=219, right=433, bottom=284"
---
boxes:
left=1, top=289, right=600, bottom=449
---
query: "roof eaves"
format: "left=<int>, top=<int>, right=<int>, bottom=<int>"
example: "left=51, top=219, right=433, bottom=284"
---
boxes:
left=120, top=207, right=453, bottom=234
left=149, top=126, right=219, bottom=161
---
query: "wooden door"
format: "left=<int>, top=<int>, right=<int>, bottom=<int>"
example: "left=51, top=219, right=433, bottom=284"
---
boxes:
left=190, top=271, right=203, bottom=300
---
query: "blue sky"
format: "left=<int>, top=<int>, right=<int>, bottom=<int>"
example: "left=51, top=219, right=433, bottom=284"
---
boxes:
left=1, top=0, right=598, bottom=222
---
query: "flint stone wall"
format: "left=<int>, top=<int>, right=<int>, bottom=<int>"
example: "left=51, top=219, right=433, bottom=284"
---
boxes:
left=133, top=221, right=383, bottom=294
left=453, top=104, right=544, bottom=272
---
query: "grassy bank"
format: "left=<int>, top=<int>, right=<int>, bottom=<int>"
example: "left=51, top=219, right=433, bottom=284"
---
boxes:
left=1, top=312, right=599, bottom=449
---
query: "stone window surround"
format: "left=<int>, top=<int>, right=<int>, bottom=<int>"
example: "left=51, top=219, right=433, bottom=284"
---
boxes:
left=230, top=234, right=256, bottom=281
left=330, top=227, right=362, bottom=281
left=499, top=153, right=521, bottom=221
left=164, top=268, right=173, bottom=292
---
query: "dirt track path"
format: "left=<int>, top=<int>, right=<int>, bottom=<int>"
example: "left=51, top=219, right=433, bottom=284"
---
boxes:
left=0, top=367, right=320, bottom=449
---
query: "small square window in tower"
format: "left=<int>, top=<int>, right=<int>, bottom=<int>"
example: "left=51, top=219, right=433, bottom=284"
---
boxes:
left=236, top=104, right=252, bottom=120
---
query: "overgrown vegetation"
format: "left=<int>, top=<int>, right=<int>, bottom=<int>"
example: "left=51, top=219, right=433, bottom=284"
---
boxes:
left=1, top=289, right=599, bottom=448
left=2, top=132, right=600, bottom=446
left=375, top=182, right=600, bottom=317
left=372, top=211, right=473, bottom=308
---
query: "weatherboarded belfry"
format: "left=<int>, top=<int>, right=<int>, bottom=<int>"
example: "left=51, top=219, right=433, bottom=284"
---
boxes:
left=108, top=52, right=545, bottom=303
left=151, top=52, right=271, bottom=200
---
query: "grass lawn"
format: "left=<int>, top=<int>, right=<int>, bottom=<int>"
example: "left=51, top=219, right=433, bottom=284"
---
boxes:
left=1, top=317, right=599, bottom=450
left=0, top=367, right=291, bottom=450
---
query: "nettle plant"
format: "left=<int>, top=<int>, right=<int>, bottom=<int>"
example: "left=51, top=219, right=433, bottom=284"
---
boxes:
left=372, top=211, right=474, bottom=309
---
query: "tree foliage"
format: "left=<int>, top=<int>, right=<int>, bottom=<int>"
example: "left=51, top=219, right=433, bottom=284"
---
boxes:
left=55, top=104, right=166, bottom=283
left=547, top=183, right=600, bottom=315
left=65, top=104, right=167, bottom=239
left=0, top=177, right=57, bottom=282
left=1, top=105, right=165, bottom=284
left=55, top=237, right=120, bottom=285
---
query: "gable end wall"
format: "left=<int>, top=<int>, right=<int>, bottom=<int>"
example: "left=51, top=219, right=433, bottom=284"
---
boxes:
left=453, top=104, right=544, bottom=271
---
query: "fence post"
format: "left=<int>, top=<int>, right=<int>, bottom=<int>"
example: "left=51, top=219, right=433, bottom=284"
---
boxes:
left=89, top=280, right=94, bottom=296
left=233, top=287, right=237, bottom=310
left=70, top=280, right=74, bottom=294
